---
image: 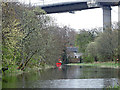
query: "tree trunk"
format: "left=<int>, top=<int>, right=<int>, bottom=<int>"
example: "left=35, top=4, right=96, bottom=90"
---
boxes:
left=21, top=50, right=37, bottom=70
left=17, top=53, right=29, bottom=70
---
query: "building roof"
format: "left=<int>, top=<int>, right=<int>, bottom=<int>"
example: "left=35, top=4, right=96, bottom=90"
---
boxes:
left=67, top=47, right=78, bottom=52
left=74, top=53, right=83, bottom=56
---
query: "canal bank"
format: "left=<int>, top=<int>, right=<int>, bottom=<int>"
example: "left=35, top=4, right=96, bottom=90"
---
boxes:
left=1, top=64, right=55, bottom=89
left=67, top=62, right=120, bottom=69
left=2, top=64, right=55, bottom=76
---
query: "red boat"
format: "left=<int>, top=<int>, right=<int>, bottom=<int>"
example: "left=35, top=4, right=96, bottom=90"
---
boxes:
left=56, top=63, right=62, bottom=67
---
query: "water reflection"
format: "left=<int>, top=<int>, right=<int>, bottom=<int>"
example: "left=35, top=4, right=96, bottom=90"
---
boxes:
left=0, top=70, right=2, bottom=89
left=2, top=65, right=120, bottom=88
left=30, top=78, right=119, bottom=88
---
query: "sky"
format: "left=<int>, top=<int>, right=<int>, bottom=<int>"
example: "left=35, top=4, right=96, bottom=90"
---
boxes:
left=19, top=0, right=118, bottom=30
left=49, top=6, right=118, bottom=30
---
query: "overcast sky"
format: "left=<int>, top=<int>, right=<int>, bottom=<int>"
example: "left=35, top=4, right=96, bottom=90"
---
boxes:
left=19, top=0, right=118, bottom=30
left=49, top=6, right=118, bottom=30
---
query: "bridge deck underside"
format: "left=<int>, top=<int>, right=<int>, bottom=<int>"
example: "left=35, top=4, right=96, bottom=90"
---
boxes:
left=41, top=2, right=120, bottom=14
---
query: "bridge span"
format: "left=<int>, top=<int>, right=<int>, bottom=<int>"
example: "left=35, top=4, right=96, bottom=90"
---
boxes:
left=40, top=0, right=120, bottom=30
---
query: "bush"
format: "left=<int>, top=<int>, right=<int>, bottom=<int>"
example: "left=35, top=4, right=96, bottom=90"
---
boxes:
left=83, top=56, right=94, bottom=63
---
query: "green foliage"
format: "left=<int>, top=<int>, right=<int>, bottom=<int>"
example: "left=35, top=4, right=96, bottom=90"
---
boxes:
left=2, top=2, right=23, bottom=67
left=33, top=6, right=46, bottom=15
left=75, top=30, right=96, bottom=52
left=68, top=62, right=120, bottom=68
left=94, top=30, right=118, bottom=61
left=85, top=42, right=97, bottom=58
left=2, top=2, right=71, bottom=72
left=80, top=27, right=119, bottom=63
left=108, top=85, right=120, bottom=89
left=83, top=55, right=94, bottom=63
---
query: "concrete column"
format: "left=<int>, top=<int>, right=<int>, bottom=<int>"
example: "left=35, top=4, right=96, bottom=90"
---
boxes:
left=103, top=6, right=112, bottom=30
left=118, top=4, right=120, bottom=63
left=118, top=4, right=120, bottom=25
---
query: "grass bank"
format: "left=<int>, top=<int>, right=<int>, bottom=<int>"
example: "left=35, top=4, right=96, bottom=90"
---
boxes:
left=3, top=64, right=55, bottom=76
left=67, top=62, right=120, bottom=68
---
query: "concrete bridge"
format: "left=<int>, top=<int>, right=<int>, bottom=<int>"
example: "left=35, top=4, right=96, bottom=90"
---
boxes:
left=40, top=0, right=120, bottom=30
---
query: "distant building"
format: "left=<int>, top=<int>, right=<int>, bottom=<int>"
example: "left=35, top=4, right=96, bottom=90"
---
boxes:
left=67, top=47, right=82, bottom=59
left=67, top=47, right=78, bottom=53
left=74, top=53, right=83, bottom=58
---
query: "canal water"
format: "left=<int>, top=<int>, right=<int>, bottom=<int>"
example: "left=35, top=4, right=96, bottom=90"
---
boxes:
left=2, top=65, right=120, bottom=88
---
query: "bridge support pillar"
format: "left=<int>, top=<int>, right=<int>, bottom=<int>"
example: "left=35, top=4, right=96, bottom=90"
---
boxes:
left=103, top=6, right=112, bottom=30
left=118, top=5, right=120, bottom=25
left=118, top=4, right=120, bottom=64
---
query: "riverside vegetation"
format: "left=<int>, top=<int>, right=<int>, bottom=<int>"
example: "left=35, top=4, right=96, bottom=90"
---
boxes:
left=68, top=62, right=120, bottom=68
left=1, top=2, right=76, bottom=74
left=1, top=1, right=120, bottom=89
left=1, top=2, right=120, bottom=75
left=75, top=26, right=120, bottom=65
left=74, top=23, right=120, bottom=88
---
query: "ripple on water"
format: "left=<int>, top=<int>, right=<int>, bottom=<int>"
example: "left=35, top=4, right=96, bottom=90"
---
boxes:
left=30, top=78, right=119, bottom=88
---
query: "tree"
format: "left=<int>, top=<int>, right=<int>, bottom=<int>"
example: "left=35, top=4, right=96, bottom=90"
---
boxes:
left=2, top=2, right=78, bottom=71
left=2, top=2, right=24, bottom=67
left=95, top=30, right=118, bottom=61
left=85, top=42, right=98, bottom=62
left=75, top=29, right=95, bottom=52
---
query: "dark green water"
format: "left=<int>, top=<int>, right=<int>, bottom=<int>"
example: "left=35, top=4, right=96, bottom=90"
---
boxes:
left=2, top=65, right=120, bottom=88
left=0, top=70, right=1, bottom=89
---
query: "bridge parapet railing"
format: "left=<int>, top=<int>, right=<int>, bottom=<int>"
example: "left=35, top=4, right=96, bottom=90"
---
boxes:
left=39, top=0, right=120, bottom=6
left=34, top=0, right=90, bottom=6
left=19, top=0, right=120, bottom=6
